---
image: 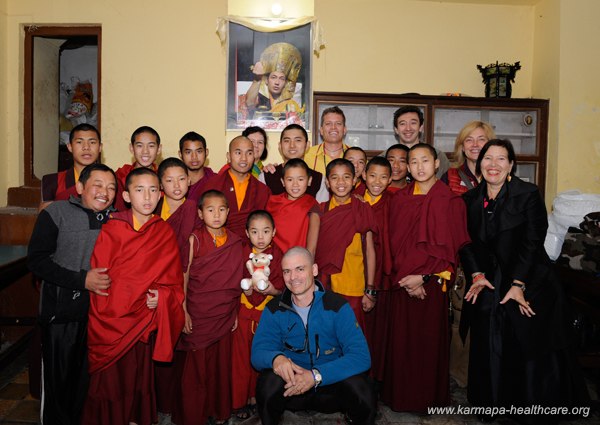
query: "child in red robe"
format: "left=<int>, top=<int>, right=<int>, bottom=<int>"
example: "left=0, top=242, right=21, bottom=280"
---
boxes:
left=316, top=158, right=377, bottom=330
left=231, top=210, right=284, bottom=420
left=266, top=158, right=320, bottom=255
left=114, top=126, right=161, bottom=211
left=360, top=156, right=394, bottom=382
left=155, top=157, right=200, bottom=267
left=175, top=190, right=244, bottom=425
left=385, top=144, right=409, bottom=192
left=83, top=168, right=185, bottom=425
left=202, top=136, right=271, bottom=238
left=381, top=144, right=470, bottom=413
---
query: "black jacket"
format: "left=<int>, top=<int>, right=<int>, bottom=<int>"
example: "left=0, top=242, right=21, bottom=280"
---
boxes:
left=459, top=176, right=570, bottom=356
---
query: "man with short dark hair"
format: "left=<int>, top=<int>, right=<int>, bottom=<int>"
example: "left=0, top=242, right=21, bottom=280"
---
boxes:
left=40, top=123, right=102, bottom=210
left=178, top=131, right=215, bottom=201
left=259, top=123, right=329, bottom=202
left=252, top=247, right=376, bottom=425
left=393, top=105, right=450, bottom=177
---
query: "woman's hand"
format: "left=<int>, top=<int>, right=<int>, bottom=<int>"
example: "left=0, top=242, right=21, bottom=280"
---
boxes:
left=500, top=285, right=535, bottom=317
left=465, top=276, right=494, bottom=304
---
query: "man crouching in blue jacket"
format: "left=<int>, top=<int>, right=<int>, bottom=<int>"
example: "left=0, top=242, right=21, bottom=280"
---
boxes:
left=251, top=246, right=376, bottom=425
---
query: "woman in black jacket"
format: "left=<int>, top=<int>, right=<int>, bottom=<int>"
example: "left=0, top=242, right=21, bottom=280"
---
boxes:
left=459, top=139, right=588, bottom=423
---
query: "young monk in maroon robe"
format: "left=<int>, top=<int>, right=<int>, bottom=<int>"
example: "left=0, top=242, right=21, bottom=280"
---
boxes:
left=316, top=158, right=376, bottom=330
left=155, top=158, right=200, bottom=267
left=231, top=210, right=284, bottom=420
left=266, top=159, right=320, bottom=255
left=201, top=136, right=270, bottom=239
left=178, top=131, right=216, bottom=202
left=385, top=144, right=409, bottom=193
left=113, top=126, right=161, bottom=211
left=40, top=123, right=102, bottom=210
left=154, top=158, right=200, bottom=422
left=175, top=190, right=244, bottom=425
left=344, top=146, right=367, bottom=195
left=381, top=144, right=470, bottom=413
left=83, top=168, right=185, bottom=425
left=360, top=156, right=394, bottom=382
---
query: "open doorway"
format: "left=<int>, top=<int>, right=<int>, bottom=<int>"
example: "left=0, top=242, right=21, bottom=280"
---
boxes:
left=23, top=26, right=101, bottom=187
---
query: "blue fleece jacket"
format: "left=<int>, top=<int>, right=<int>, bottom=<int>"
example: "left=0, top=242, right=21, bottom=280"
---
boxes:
left=251, top=282, right=370, bottom=386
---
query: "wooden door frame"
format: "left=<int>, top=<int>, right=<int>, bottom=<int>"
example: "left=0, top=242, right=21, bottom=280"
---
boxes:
left=23, top=25, right=101, bottom=186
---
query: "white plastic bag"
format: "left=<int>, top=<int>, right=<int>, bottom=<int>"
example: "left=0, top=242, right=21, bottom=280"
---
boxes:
left=544, top=190, right=600, bottom=260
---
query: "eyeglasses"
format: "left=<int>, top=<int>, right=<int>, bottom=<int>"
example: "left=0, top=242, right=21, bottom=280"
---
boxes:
left=283, top=324, right=320, bottom=359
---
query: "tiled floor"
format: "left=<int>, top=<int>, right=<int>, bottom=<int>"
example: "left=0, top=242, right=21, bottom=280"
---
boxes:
left=0, top=351, right=598, bottom=425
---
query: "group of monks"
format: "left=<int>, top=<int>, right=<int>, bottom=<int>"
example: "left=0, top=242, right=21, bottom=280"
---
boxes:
left=36, top=103, right=476, bottom=425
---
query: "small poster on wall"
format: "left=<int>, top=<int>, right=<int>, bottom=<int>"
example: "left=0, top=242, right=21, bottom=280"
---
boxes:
left=226, top=22, right=312, bottom=131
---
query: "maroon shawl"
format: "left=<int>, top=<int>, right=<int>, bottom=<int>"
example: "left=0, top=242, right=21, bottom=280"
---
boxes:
left=179, top=227, right=244, bottom=350
left=315, top=196, right=377, bottom=278
left=388, top=181, right=470, bottom=287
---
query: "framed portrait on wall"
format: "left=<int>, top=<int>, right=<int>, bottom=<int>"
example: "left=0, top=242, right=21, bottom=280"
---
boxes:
left=226, top=22, right=312, bottom=131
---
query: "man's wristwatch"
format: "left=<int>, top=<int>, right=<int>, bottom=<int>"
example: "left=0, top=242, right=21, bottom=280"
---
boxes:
left=312, top=369, right=322, bottom=388
left=364, top=288, right=377, bottom=297
left=422, top=274, right=432, bottom=284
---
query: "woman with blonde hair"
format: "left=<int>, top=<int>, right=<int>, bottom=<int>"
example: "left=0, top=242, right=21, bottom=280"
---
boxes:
left=441, top=121, right=495, bottom=195
left=442, top=120, right=495, bottom=388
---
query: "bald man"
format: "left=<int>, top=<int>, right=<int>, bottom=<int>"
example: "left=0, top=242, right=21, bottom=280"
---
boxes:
left=252, top=247, right=376, bottom=425
left=201, top=136, right=271, bottom=238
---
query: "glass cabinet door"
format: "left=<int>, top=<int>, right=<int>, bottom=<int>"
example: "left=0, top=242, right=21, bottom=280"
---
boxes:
left=433, top=107, right=539, bottom=156
left=317, top=102, right=425, bottom=152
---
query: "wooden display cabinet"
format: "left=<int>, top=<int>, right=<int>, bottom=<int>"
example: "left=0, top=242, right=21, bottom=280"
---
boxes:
left=313, top=92, right=549, bottom=195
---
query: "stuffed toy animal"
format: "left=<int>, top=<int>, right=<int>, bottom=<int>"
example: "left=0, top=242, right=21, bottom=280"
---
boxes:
left=240, top=252, right=273, bottom=291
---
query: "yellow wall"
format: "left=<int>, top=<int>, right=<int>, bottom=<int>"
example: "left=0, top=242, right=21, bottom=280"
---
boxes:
left=532, top=0, right=600, bottom=200
left=2, top=0, right=598, bottom=207
left=2, top=0, right=229, bottom=208
left=313, top=0, right=533, bottom=97
left=532, top=0, right=560, bottom=201
left=556, top=0, right=600, bottom=193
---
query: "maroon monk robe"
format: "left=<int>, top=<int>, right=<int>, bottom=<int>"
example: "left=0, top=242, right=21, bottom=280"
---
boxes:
left=202, top=170, right=271, bottom=239
left=84, top=211, right=185, bottom=424
left=363, top=191, right=393, bottom=381
left=175, top=226, right=243, bottom=425
left=186, top=167, right=216, bottom=203
left=155, top=198, right=201, bottom=267
left=315, top=196, right=377, bottom=286
left=154, top=197, right=201, bottom=415
left=232, top=242, right=284, bottom=410
left=266, top=193, right=318, bottom=253
left=381, top=181, right=470, bottom=412
left=87, top=210, right=185, bottom=373
left=178, top=226, right=243, bottom=351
